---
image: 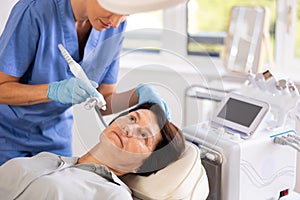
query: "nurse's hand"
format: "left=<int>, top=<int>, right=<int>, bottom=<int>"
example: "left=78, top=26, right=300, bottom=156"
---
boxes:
left=136, top=83, right=171, bottom=121
left=47, top=77, right=100, bottom=104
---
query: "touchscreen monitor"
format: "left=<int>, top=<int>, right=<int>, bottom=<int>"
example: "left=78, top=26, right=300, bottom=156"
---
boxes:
left=212, top=93, right=269, bottom=136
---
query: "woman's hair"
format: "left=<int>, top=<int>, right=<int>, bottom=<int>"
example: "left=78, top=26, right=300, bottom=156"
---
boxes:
left=110, top=102, right=186, bottom=176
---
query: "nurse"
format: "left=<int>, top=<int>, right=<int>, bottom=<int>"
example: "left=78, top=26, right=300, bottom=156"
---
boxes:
left=0, top=0, right=185, bottom=165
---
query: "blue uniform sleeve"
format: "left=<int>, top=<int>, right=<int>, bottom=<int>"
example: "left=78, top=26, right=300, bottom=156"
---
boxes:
left=0, top=0, right=39, bottom=77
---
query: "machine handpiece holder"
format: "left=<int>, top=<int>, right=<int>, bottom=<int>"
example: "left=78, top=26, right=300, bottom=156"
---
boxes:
left=242, top=70, right=300, bottom=128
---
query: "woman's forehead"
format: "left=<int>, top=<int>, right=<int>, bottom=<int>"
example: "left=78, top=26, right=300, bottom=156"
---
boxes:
left=135, top=109, right=155, bottom=120
left=131, top=109, right=161, bottom=134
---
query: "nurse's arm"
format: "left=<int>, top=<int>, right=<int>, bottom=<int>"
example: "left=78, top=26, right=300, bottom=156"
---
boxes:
left=98, top=83, right=138, bottom=115
left=0, top=72, right=50, bottom=105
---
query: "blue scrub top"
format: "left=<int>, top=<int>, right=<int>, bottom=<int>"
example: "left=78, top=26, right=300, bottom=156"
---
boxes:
left=0, top=0, right=126, bottom=155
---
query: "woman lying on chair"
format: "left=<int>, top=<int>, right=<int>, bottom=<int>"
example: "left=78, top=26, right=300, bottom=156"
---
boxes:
left=0, top=103, right=185, bottom=199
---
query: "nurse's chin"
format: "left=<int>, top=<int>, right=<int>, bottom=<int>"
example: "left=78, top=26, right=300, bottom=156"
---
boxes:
left=94, top=22, right=111, bottom=31
left=94, top=26, right=108, bottom=31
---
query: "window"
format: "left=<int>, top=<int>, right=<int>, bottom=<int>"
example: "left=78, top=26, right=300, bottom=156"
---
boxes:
left=123, top=11, right=163, bottom=53
left=275, top=0, right=300, bottom=69
left=187, top=0, right=276, bottom=57
left=121, top=1, right=298, bottom=74
left=295, top=1, right=300, bottom=58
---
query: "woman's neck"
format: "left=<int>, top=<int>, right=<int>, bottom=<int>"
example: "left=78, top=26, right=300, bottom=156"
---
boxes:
left=77, top=148, right=125, bottom=176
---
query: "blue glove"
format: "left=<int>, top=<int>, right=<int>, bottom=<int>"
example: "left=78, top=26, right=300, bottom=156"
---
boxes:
left=136, top=84, right=171, bottom=121
left=47, top=77, right=100, bottom=104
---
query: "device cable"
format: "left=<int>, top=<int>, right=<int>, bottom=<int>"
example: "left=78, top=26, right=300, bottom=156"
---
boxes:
left=285, top=135, right=300, bottom=145
left=287, top=134, right=300, bottom=143
left=273, top=136, right=300, bottom=152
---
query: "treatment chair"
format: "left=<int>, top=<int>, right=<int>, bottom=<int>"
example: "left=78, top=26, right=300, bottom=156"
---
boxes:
left=121, top=142, right=209, bottom=200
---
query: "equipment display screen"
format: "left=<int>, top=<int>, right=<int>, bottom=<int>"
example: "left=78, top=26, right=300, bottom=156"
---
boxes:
left=217, top=98, right=263, bottom=127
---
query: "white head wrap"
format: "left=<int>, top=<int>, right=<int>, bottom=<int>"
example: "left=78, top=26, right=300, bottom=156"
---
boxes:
left=97, top=0, right=187, bottom=15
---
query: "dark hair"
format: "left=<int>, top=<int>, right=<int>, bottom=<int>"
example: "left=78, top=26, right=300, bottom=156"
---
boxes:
left=111, top=102, right=185, bottom=176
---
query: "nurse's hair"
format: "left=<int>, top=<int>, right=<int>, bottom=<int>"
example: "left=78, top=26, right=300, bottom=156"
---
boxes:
left=110, top=102, right=185, bottom=176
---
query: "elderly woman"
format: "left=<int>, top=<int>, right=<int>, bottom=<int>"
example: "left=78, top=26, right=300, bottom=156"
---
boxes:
left=0, top=103, right=185, bottom=199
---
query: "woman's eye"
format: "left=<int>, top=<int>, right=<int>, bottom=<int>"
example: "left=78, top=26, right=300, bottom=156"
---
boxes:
left=140, top=132, right=148, bottom=139
left=129, top=116, right=135, bottom=122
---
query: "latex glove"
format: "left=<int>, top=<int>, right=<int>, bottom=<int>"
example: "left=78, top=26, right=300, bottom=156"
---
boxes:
left=136, top=84, right=171, bottom=121
left=47, top=77, right=100, bottom=104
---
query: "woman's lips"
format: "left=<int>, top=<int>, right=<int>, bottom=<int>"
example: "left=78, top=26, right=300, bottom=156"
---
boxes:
left=99, top=19, right=111, bottom=28
left=112, top=131, right=123, bottom=148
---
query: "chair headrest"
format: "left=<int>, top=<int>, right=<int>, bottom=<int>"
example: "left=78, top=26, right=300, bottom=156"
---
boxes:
left=121, top=142, right=209, bottom=200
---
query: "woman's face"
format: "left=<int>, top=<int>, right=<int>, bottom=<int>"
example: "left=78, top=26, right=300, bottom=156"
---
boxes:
left=86, top=0, right=127, bottom=31
left=91, top=109, right=163, bottom=174
left=101, top=109, right=162, bottom=155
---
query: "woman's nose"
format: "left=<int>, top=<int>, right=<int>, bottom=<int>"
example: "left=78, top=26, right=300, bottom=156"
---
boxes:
left=122, top=125, right=133, bottom=137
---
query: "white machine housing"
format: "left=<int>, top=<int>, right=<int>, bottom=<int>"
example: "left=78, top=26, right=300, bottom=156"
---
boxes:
left=184, top=122, right=297, bottom=200
left=183, top=72, right=299, bottom=200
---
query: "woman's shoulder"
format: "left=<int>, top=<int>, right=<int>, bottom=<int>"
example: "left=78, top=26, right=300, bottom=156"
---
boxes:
left=14, top=0, right=57, bottom=10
